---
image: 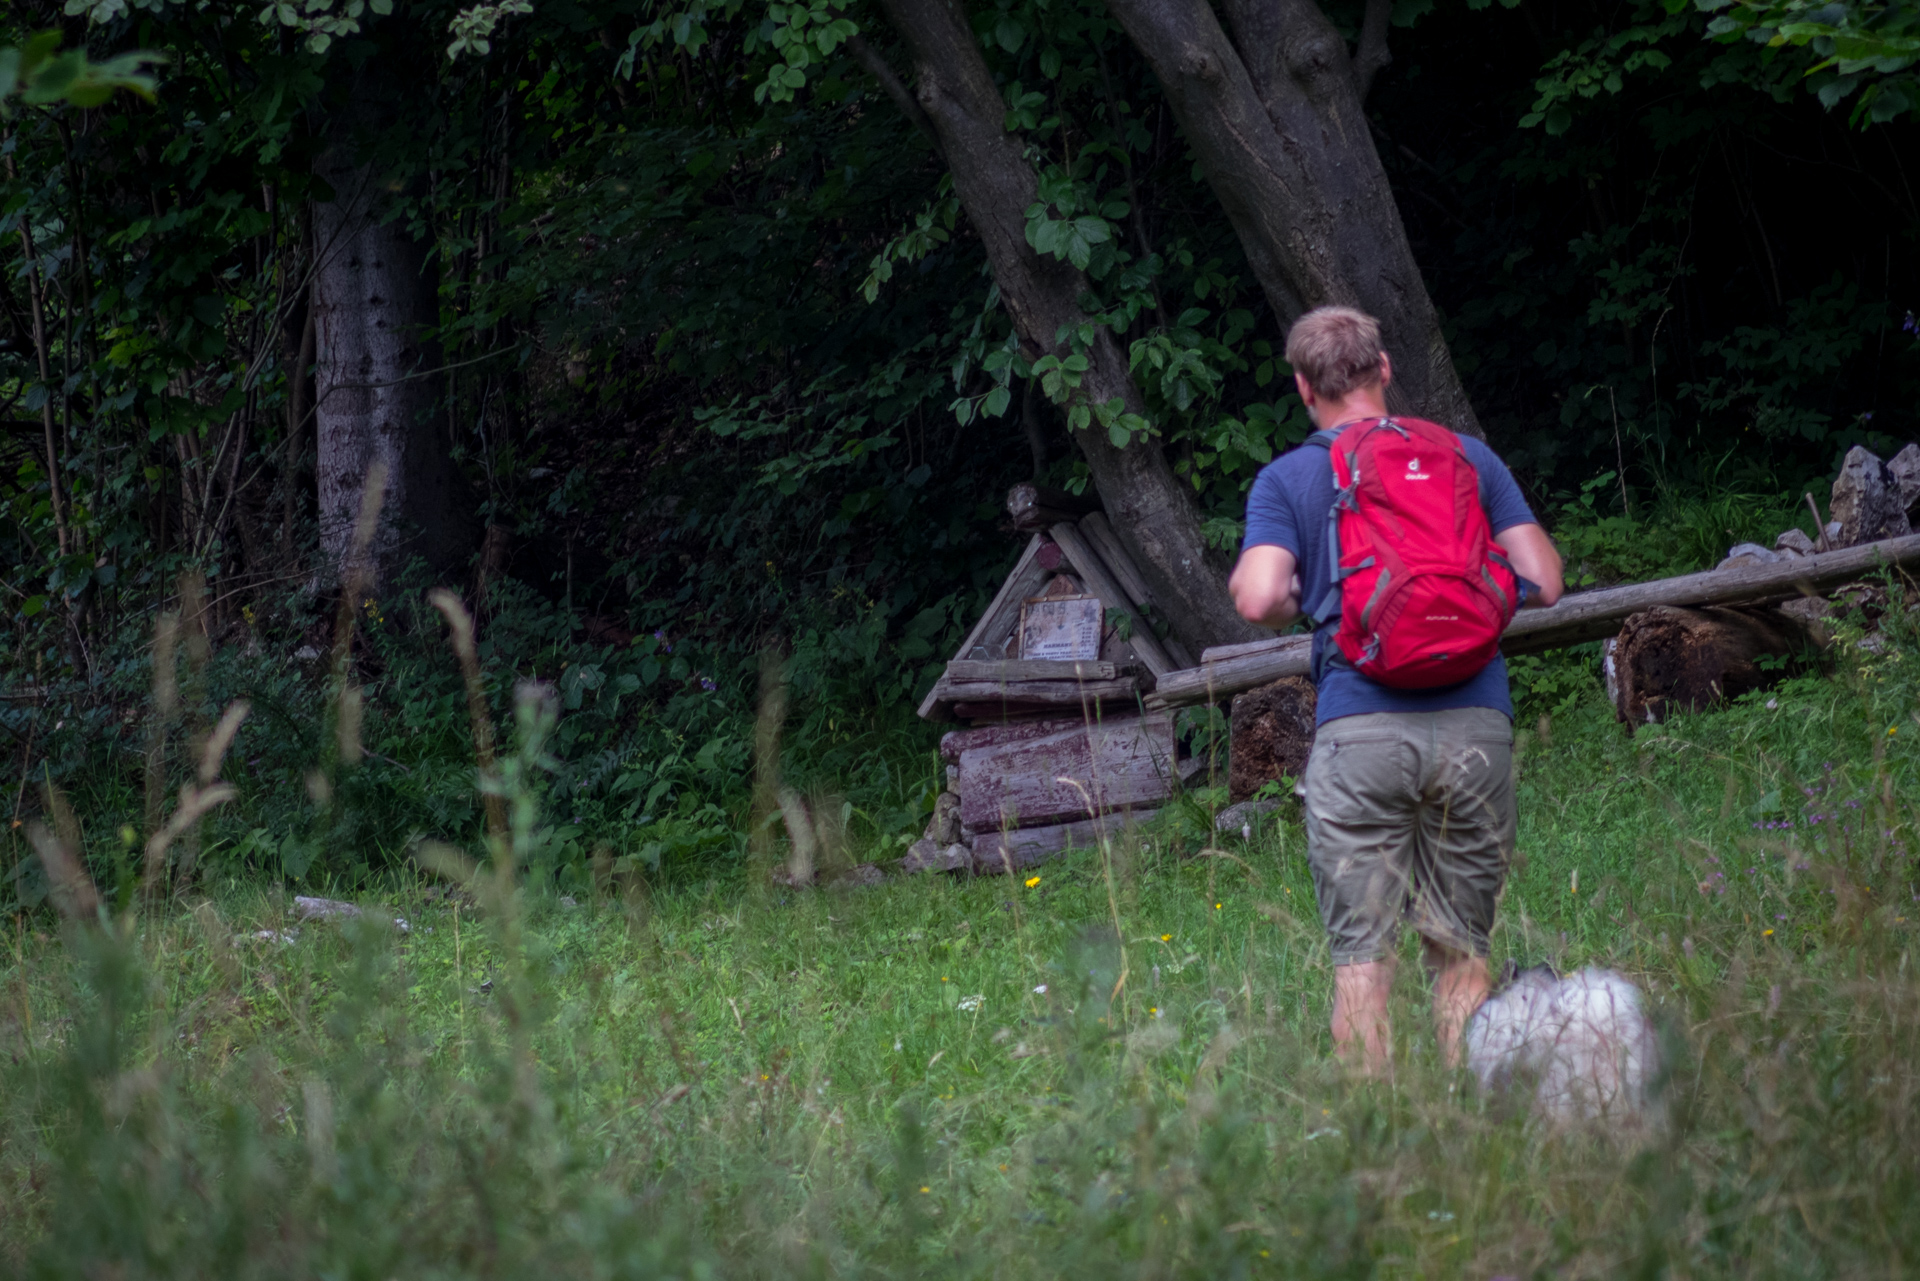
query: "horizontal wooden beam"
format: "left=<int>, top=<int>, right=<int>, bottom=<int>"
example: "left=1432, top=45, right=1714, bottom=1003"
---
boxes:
left=944, top=658, right=1133, bottom=682
left=1149, top=532, right=1920, bottom=708
left=937, top=676, right=1142, bottom=706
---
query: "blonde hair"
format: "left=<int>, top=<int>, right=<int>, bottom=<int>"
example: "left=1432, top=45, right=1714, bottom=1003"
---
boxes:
left=1284, top=306, right=1385, bottom=399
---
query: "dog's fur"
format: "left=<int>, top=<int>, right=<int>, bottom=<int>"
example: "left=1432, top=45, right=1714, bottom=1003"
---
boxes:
left=1463, top=964, right=1662, bottom=1126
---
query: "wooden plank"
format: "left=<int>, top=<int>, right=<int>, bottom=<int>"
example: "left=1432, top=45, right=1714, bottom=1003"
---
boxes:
left=1079, top=511, right=1199, bottom=669
left=940, top=717, right=1086, bottom=764
left=958, top=711, right=1178, bottom=831
left=918, top=533, right=1054, bottom=722
left=944, top=659, right=1131, bottom=682
left=1049, top=521, right=1176, bottom=677
left=970, top=808, right=1160, bottom=874
left=1149, top=531, right=1920, bottom=708
left=936, top=676, right=1141, bottom=706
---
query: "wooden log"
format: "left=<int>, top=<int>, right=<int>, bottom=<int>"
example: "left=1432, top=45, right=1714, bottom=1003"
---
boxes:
left=1609, top=605, right=1818, bottom=728
left=1147, top=531, right=1920, bottom=708
left=940, top=717, right=1086, bottom=765
left=1049, top=522, right=1176, bottom=676
left=969, top=808, right=1160, bottom=874
left=944, top=659, right=1132, bottom=682
left=958, top=712, right=1178, bottom=832
left=1147, top=635, right=1312, bottom=708
left=1078, top=511, right=1200, bottom=669
left=1008, top=482, right=1102, bottom=531
left=935, top=676, right=1140, bottom=706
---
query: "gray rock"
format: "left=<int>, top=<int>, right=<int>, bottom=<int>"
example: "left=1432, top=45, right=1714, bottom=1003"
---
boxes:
left=1830, top=446, right=1911, bottom=547
left=901, top=838, right=970, bottom=874
left=1717, top=542, right=1779, bottom=570
left=1889, top=443, right=1920, bottom=513
left=922, top=790, right=963, bottom=847
left=291, top=895, right=410, bottom=933
left=1826, top=520, right=1844, bottom=544
left=1774, top=529, right=1816, bottom=556
left=1214, top=798, right=1281, bottom=837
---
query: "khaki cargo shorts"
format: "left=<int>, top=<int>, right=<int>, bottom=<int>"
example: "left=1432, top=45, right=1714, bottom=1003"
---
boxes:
left=1302, top=707, right=1516, bottom=965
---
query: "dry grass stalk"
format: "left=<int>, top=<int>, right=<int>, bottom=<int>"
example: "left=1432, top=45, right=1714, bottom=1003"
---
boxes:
left=26, top=818, right=100, bottom=922
left=428, top=587, right=506, bottom=839
left=142, top=699, right=248, bottom=898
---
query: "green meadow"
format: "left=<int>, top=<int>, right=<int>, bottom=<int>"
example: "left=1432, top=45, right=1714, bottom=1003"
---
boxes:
left=5, top=603, right=1918, bottom=1278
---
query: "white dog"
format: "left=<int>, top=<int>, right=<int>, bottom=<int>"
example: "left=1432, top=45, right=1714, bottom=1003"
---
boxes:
left=1463, top=964, right=1663, bottom=1127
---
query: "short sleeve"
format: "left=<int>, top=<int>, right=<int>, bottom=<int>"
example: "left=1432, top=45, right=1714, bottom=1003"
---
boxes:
left=1464, top=439, right=1537, bottom=534
left=1242, top=463, right=1300, bottom=554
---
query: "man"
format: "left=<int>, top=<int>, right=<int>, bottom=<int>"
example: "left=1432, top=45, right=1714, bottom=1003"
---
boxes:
left=1229, top=306, right=1564, bottom=1076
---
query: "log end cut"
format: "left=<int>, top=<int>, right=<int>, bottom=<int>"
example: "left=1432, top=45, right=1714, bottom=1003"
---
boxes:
left=1228, top=676, right=1317, bottom=802
left=1609, top=605, right=1820, bottom=729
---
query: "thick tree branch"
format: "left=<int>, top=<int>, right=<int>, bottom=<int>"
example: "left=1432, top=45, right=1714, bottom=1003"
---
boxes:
left=1110, top=0, right=1482, bottom=436
left=845, top=32, right=945, bottom=162
left=1352, top=0, right=1392, bottom=102
left=872, top=0, right=1265, bottom=649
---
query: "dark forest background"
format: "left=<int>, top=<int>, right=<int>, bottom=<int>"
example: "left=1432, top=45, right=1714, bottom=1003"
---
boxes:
left=3, top=0, right=1916, bottom=892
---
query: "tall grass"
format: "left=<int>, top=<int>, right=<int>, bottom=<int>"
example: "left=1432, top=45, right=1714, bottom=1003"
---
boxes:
left=4, top=578, right=1919, bottom=1275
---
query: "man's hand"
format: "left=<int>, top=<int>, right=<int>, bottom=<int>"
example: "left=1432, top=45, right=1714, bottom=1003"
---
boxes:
left=1494, top=523, right=1565, bottom=608
left=1230, top=544, right=1302, bottom=628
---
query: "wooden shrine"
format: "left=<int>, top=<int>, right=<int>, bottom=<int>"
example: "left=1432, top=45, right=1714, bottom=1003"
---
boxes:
left=907, top=490, right=1201, bottom=874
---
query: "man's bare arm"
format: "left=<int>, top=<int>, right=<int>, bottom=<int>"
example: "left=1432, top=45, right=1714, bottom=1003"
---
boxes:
left=1494, top=523, right=1565, bottom=608
left=1230, top=544, right=1303, bottom=628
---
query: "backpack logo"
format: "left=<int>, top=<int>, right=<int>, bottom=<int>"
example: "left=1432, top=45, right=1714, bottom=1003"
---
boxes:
left=1405, top=457, right=1430, bottom=480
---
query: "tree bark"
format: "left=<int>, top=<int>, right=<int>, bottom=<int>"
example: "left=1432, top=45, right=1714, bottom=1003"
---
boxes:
left=311, top=74, right=476, bottom=589
left=1105, top=0, right=1482, bottom=436
left=866, top=1, right=1265, bottom=652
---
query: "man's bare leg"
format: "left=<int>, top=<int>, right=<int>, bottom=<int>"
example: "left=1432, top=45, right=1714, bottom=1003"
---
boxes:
left=1423, top=938, right=1489, bottom=1067
left=1332, top=959, right=1396, bottom=1077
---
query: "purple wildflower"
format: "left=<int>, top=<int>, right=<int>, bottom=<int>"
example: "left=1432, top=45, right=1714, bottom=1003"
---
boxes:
left=699, top=676, right=717, bottom=692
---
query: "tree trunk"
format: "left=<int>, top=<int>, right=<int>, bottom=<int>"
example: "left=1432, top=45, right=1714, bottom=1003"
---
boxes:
left=868, top=0, right=1265, bottom=652
left=311, top=79, right=475, bottom=589
left=1105, top=0, right=1482, bottom=436
left=1606, top=606, right=1817, bottom=729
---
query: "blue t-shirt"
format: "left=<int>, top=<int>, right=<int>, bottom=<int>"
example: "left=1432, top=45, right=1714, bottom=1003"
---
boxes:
left=1241, top=422, right=1538, bottom=727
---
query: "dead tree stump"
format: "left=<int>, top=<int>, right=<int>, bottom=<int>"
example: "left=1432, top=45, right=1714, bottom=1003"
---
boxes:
left=1228, top=676, right=1316, bottom=801
left=1607, top=605, right=1819, bottom=728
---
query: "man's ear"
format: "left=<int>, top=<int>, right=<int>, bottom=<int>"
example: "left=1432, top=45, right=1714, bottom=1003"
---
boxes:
left=1293, top=371, right=1316, bottom=409
left=1377, top=351, right=1393, bottom=388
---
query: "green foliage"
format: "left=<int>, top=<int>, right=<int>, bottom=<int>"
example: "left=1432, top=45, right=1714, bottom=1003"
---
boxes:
left=0, top=31, right=159, bottom=112
left=1703, top=0, right=1920, bottom=123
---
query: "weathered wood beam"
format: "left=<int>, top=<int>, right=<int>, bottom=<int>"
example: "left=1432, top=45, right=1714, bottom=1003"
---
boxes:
left=970, top=808, right=1160, bottom=874
left=936, top=676, right=1142, bottom=706
left=1148, top=532, right=1920, bottom=708
left=919, top=533, right=1055, bottom=721
left=1078, top=511, right=1200, bottom=669
left=944, top=659, right=1133, bottom=682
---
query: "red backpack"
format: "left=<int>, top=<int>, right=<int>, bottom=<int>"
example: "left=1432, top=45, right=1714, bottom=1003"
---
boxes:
left=1306, top=417, right=1518, bottom=689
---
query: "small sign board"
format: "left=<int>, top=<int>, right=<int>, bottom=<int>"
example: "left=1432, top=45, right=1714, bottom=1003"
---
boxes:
left=1019, top=594, right=1103, bottom=661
